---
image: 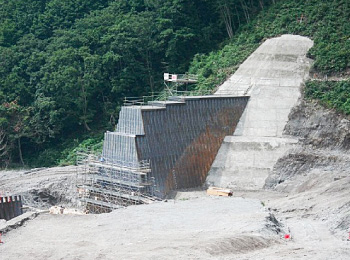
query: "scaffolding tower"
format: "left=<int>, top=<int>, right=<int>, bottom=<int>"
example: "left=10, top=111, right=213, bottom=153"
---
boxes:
left=76, top=152, right=158, bottom=214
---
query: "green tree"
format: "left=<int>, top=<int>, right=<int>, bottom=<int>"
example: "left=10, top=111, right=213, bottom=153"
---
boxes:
left=0, top=101, right=31, bottom=166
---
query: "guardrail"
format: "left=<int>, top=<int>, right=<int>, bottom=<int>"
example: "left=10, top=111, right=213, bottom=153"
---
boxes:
left=123, top=89, right=216, bottom=106
left=0, top=196, right=23, bottom=221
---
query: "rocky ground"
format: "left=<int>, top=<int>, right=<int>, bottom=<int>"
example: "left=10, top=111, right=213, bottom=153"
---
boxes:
left=0, top=100, right=350, bottom=259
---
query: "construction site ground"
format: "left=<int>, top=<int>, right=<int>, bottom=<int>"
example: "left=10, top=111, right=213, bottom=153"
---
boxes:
left=0, top=182, right=350, bottom=259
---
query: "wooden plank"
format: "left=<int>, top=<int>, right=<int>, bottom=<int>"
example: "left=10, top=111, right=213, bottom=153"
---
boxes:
left=206, top=187, right=233, bottom=197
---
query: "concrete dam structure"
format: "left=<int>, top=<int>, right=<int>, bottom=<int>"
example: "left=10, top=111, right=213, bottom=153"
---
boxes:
left=102, top=96, right=248, bottom=198
left=207, top=34, right=314, bottom=189
left=90, top=34, right=313, bottom=210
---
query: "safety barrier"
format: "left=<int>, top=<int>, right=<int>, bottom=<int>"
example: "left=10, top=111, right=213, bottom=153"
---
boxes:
left=0, top=196, right=23, bottom=221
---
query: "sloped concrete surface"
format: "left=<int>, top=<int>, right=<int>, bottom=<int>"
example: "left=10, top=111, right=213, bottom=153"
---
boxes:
left=209, top=136, right=298, bottom=189
left=207, top=35, right=313, bottom=189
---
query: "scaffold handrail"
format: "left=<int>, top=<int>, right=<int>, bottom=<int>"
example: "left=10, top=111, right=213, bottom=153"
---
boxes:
left=164, top=73, right=198, bottom=83
left=86, top=174, right=148, bottom=188
left=122, top=89, right=218, bottom=107
left=89, top=161, right=151, bottom=175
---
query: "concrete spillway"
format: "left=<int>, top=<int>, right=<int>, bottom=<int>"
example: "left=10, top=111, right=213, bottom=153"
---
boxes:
left=206, top=34, right=313, bottom=190
left=102, top=96, right=248, bottom=197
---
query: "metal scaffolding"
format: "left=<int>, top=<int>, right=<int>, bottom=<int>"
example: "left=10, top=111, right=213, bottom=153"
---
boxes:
left=163, top=73, right=198, bottom=95
left=76, top=152, right=158, bottom=214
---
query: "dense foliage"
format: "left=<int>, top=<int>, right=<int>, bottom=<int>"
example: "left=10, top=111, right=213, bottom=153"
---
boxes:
left=0, top=0, right=272, bottom=167
left=305, top=80, right=350, bottom=115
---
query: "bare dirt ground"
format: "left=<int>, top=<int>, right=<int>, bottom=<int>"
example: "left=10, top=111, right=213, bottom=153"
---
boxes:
left=0, top=194, right=281, bottom=260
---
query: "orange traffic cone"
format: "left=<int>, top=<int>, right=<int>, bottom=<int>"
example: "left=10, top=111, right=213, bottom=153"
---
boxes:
left=0, top=232, right=3, bottom=244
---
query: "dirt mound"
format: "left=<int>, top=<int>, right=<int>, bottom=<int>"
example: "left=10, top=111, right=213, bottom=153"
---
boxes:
left=0, top=166, right=79, bottom=209
left=201, top=212, right=283, bottom=255
left=265, top=148, right=349, bottom=189
left=204, top=235, right=278, bottom=255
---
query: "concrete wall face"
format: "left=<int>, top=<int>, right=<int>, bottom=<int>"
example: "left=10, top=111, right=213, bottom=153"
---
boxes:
left=102, top=96, right=248, bottom=197
left=102, top=132, right=139, bottom=167
left=116, top=107, right=145, bottom=135
left=216, top=35, right=313, bottom=138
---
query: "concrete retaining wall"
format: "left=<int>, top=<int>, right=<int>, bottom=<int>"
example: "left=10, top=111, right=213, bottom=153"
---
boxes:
left=102, top=96, right=248, bottom=197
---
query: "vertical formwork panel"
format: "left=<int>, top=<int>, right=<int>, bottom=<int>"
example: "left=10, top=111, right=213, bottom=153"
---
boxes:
left=135, top=96, right=248, bottom=197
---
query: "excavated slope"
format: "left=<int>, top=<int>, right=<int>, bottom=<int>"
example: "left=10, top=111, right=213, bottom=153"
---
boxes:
left=265, top=100, right=350, bottom=236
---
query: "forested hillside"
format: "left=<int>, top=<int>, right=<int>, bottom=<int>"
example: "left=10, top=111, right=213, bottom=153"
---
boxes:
left=0, top=0, right=273, bottom=167
left=1, top=0, right=349, bottom=168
